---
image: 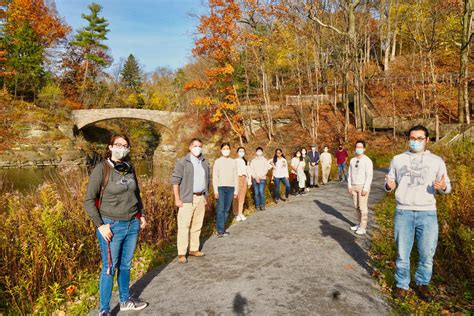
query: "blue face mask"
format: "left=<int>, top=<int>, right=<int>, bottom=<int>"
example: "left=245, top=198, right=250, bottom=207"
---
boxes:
left=355, top=148, right=364, bottom=155
left=409, top=140, right=425, bottom=152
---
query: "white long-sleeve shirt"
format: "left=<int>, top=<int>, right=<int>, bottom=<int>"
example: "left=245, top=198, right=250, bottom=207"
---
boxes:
left=235, top=157, right=252, bottom=185
left=384, top=150, right=451, bottom=211
left=271, top=157, right=289, bottom=178
left=348, top=155, right=373, bottom=192
left=213, top=157, right=239, bottom=193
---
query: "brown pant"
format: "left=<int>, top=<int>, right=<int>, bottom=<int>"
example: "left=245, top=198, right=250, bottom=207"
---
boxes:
left=351, top=185, right=369, bottom=229
left=321, top=163, right=331, bottom=184
left=177, top=195, right=206, bottom=255
left=233, top=176, right=248, bottom=216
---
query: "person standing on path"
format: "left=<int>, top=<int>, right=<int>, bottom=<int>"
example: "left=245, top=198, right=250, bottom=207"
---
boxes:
left=213, top=143, right=239, bottom=237
left=171, top=138, right=210, bottom=264
left=293, top=150, right=307, bottom=195
left=385, top=125, right=451, bottom=302
left=84, top=135, right=148, bottom=315
left=301, top=148, right=311, bottom=191
left=347, top=140, right=373, bottom=235
left=233, top=147, right=251, bottom=222
left=290, top=150, right=300, bottom=195
left=335, top=144, right=349, bottom=182
left=270, top=148, right=290, bottom=203
left=308, top=144, right=320, bottom=188
left=320, top=145, right=332, bottom=184
left=250, top=147, right=271, bottom=211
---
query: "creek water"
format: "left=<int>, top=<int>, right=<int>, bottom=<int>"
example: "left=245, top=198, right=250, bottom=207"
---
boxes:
left=0, top=160, right=154, bottom=193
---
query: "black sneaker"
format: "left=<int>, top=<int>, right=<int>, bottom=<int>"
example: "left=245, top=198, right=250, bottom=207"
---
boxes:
left=120, top=298, right=148, bottom=311
left=99, top=311, right=111, bottom=316
left=415, top=285, right=433, bottom=302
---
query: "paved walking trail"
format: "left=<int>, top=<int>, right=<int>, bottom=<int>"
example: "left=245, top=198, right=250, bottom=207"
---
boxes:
left=120, top=170, right=390, bottom=315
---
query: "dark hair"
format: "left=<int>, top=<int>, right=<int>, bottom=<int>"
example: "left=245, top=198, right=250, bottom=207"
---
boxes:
left=105, top=134, right=131, bottom=160
left=273, top=148, right=285, bottom=164
left=237, top=147, right=248, bottom=165
left=294, top=150, right=303, bottom=161
left=408, top=125, right=429, bottom=138
left=220, top=142, right=231, bottom=150
left=355, top=140, right=366, bottom=148
left=189, top=138, right=203, bottom=146
left=256, top=146, right=263, bottom=152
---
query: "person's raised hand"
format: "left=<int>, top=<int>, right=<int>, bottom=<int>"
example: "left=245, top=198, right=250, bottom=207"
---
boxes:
left=434, top=174, right=447, bottom=191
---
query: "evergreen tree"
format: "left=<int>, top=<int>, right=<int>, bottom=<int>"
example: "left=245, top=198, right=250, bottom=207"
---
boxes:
left=5, top=22, right=44, bottom=98
left=121, top=54, right=141, bottom=91
left=71, top=2, right=110, bottom=99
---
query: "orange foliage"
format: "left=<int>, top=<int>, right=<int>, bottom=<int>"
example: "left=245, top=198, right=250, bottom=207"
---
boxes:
left=6, top=0, right=70, bottom=47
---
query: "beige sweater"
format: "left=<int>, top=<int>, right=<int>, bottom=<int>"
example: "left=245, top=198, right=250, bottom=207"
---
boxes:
left=213, top=157, right=239, bottom=193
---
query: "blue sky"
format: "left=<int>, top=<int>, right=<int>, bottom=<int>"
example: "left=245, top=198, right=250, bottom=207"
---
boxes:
left=55, top=0, right=207, bottom=71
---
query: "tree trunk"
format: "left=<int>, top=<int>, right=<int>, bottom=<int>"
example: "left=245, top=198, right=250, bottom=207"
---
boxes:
left=458, top=0, right=473, bottom=124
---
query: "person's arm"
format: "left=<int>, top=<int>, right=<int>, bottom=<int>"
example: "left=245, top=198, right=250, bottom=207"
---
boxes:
left=362, top=159, right=373, bottom=193
left=384, top=158, right=397, bottom=192
left=83, top=162, right=105, bottom=227
left=171, top=159, right=184, bottom=207
left=284, top=159, right=290, bottom=178
left=213, top=160, right=219, bottom=195
left=132, top=169, right=145, bottom=218
left=315, top=152, right=320, bottom=164
left=234, top=161, right=239, bottom=195
left=434, top=161, right=452, bottom=194
left=347, top=160, right=352, bottom=191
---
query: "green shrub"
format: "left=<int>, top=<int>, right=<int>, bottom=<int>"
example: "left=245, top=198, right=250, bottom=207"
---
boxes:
left=38, top=83, right=64, bottom=109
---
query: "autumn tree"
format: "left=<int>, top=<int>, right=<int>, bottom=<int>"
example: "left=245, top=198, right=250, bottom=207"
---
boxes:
left=185, top=0, right=245, bottom=145
left=71, top=2, right=111, bottom=104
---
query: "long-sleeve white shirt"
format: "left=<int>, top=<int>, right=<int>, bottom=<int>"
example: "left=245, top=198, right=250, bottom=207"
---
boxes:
left=235, top=157, right=252, bottom=185
left=348, top=155, right=373, bottom=192
left=271, top=157, right=289, bottom=178
left=213, top=157, right=239, bottom=194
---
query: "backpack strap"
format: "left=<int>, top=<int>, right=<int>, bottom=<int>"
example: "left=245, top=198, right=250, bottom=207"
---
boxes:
left=98, top=161, right=111, bottom=210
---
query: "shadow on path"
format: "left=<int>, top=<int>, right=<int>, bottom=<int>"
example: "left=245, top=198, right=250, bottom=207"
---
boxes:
left=314, top=199, right=355, bottom=227
left=319, top=219, right=372, bottom=275
left=233, top=292, right=250, bottom=315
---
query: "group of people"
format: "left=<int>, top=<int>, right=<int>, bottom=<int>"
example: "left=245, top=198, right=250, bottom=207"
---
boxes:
left=84, top=124, right=451, bottom=315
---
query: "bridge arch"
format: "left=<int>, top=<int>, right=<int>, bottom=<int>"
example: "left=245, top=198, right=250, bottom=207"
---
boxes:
left=71, top=108, right=184, bottom=130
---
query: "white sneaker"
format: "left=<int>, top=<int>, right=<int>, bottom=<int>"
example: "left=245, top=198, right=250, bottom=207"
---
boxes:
left=355, top=228, right=366, bottom=235
left=350, top=225, right=359, bottom=231
left=239, top=214, right=247, bottom=221
left=305, top=188, right=310, bottom=192
left=235, top=216, right=242, bottom=222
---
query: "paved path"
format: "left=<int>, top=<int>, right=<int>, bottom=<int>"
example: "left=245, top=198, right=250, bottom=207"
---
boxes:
left=121, top=170, right=390, bottom=315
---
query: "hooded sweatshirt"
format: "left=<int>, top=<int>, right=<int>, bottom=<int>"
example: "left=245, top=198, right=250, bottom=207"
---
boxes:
left=385, top=150, right=451, bottom=211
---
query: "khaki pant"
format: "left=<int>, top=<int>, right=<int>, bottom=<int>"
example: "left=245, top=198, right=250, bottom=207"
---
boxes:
left=233, top=176, right=248, bottom=216
left=309, top=164, right=319, bottom=186
left=177, top=195, right=206, bottom=255
left=321, top=163, right=331, bottom=184
left=351, top=185, right=369, bottom=229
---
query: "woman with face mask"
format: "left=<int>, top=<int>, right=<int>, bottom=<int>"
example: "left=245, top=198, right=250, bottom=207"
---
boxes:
left=270, top=148, right=290, bottom=203
left=301, top=148, right=311, bottom=191
left=290, top=149, right=301, bottom=195
left=294, top=150, right=307, bottom=195
left=233, top=147, right=251, bottom=221
left=213, top=143, right=239, bottom=237
left=347, top=140, right=373, bottom=235
left=84, top=135, right=148, bottom=315
left=250, top=147, right=271, bottom=211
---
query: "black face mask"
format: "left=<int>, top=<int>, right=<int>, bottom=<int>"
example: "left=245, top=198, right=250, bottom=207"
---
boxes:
left=112, top=160, right=131, bottom=173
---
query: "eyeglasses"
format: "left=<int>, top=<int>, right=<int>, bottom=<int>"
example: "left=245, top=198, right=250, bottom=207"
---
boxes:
left=113, top=143, right=129, bottom=149
left=409, top=137, right=426, bottom=141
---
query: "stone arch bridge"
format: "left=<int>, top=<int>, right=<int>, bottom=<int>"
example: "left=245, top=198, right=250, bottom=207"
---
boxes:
left=71, top=108, right=184, bottom=130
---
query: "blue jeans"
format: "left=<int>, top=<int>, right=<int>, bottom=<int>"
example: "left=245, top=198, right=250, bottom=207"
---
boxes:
left=394, top=210, right=438, bottom=290
left=97, top=217, right=140, bottom=312
left=252, top=179, right=266, bottom=207
left=216, top=186, right=235, bottom=233
left=273, top=177, right=290, bottom=200
left=337, top=163, right=347, bottom=181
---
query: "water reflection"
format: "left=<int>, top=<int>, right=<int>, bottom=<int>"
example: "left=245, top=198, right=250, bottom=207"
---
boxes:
left=0, top=159, right=155, bottom=193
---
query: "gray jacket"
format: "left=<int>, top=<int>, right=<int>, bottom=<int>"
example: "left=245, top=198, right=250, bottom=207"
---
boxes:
left=171, top=153, right=210, bottom=203
left=84, top=161, right=144, bottom=227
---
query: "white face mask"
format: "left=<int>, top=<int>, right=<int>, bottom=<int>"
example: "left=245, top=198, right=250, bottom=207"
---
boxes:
left=238, top=151, right=245, bottom=158
left=222, top=149, right=231, bottom=157
left=190, top=146, right=202, bottom=157
left=324, top=148, right=328, bottom=152
left=111, top=147, right=130, bottom=160
left=311, top=147, right=316, bottom=151
left=256, top=151, right=263, bottom=157
left=296, top=153, right=301, bottom=158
